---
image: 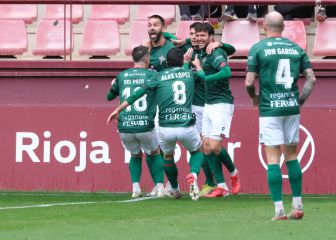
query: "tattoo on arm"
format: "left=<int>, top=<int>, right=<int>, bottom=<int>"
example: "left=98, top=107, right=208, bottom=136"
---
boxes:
left=299, top=68, right=316, bottom=106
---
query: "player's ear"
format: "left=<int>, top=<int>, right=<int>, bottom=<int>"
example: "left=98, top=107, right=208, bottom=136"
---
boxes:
left=263, top=22, right=268, bottom=33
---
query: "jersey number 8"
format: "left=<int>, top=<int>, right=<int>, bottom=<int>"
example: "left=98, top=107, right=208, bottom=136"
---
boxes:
left=172, top=81, right=186, bottom=105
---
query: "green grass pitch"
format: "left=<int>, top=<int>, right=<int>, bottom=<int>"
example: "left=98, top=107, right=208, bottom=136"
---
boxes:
left=0, top=192, right=335, bottom=240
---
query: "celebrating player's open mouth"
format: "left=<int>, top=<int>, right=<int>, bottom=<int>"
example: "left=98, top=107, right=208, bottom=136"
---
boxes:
left=148, top=30, right=161, bottom=43
left=196, top=31, right=210, bottom=49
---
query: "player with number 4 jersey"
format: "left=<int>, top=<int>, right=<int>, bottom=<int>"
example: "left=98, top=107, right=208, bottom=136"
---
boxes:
left=246, top=11, right=316, bottom=220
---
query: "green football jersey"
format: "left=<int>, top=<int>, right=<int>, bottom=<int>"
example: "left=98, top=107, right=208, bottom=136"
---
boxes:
left=110, top=68, right=157, bottom=133
left=199, top=48, right=234, bottom=105
left=180, top=44, right=205, bottom=107
left=144, top=67, right=195, bottom=127
left=149, top=40, right=175, bottom=72
left=247, top=37, right=312, bottom=117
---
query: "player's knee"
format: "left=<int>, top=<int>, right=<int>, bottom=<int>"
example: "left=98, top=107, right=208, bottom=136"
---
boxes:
left=131, top=152, right=143, bottom=158
left=190, top=147, right=202, bottom=155
left=207, top=142, right=221, bottom=155
left=149, top=147, right=161, bottom=157
left=164, top=153, right=174, bottom=160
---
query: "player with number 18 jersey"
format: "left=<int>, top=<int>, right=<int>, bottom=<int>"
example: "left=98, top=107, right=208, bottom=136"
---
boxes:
left=109, top=68, right=157, bottom=133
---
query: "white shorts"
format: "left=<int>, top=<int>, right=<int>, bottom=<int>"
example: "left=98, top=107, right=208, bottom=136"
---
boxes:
left=192, top=105, right=204, bottom=134
left=202, top=103, right=234, bottom=140
left=259, top=114, right=300, bottom=146
left=158, top=126, right=202, bottom=155
left=119, top=128, right=159, bottom=155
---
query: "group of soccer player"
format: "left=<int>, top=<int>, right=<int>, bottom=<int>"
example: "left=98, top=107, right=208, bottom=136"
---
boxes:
left=107, top=11, right=316, bottom=220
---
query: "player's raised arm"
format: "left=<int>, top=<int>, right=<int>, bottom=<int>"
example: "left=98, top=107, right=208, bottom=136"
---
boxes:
left=299, top=68, right=316, bottom=106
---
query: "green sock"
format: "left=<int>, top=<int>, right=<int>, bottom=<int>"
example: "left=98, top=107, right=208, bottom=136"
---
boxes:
left=150, top=154, right=164, bottom=184
left=202, top=156, right=216, bottom=186
left=129, top=156, right=142, bottom=183
left=145, top=155, right=156, bottom=184
left=205, top=153, right=225, bottom=184
left=163, top=159, right=178, bottom=188
left=267, top=164, right=283, bottom=202
left=189, top=151, right=203, bottom=175
left=286, top=159, right=302, bottom=197
left=217, top=147, right=236, bottom=173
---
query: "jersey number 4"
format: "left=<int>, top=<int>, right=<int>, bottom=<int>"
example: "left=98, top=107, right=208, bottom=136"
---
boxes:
left=122, top=87, right=147, bottom=112
left=275, top=59, right=294, bottom=89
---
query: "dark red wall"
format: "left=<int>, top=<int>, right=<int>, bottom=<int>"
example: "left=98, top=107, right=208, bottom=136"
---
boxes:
left=1, top=69, right=335, bottom=194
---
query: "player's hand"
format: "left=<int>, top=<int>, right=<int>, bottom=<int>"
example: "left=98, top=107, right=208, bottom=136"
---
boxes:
left=111, top=78, right=116, bottom=86
left=183, top=48, right=193, bottom=64
left=192, top=55, right=202, bottom=71
left=107, top=109, right=120, bottom=125
left=252, top=94, right=259, bottom=107
left=206, top=42, right=221, bottom=55
left=171, top=39, right=186, bottom=47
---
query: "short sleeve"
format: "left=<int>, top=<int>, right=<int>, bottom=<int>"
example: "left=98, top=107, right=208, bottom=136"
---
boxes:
left=300, top=51, right=312, bottom=73
left=143, top=72, right=159, bottom=91
left=247, top=44, right=259, bottom=72
left=110, top=76, right=119, bottom=94
left=210, top=49, right=228, bottom=71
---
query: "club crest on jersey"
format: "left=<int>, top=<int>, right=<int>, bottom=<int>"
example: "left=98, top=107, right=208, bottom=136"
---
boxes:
left=159, top=55, right=166, bottom=65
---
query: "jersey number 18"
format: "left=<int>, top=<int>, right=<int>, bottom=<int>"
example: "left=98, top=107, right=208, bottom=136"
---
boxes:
left=122, top=87, right=147, bottom=112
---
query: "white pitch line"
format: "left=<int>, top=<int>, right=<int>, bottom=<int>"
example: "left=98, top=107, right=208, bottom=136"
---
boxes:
left=116, top=196, right=158, bottom=203
left=0, top=201, right=113, bottom=211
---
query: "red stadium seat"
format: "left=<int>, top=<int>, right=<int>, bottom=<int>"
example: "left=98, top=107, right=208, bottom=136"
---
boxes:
left=293, top=18, right=312, bottom=25
left=313, top=20, right=336, bottom=57
left=222, top=20, right=260, bottom=57
left=176, top=21, right=196, bottom=40
left=79, top=20, right=120, bottom=57
left=44, top=4, right=83, bottom=24
left=136, top=5, right=175, bottom=25
left=0, top=4, right=37, bottom=24
left=282, top=21, right=307, bottom=50
left=125, top=20, right=149, bottom=56
left=33, top=20, right=73, bottom=57
left=89, top=5, right=130, bottom=24
left=0, top=20, right=27, bottom=56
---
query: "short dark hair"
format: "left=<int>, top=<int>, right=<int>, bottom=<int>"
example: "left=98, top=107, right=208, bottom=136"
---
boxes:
left=190, top=22, right=202, bottom=31
left=132, top=45, right=149, bottom=62
left=195, top=22, right=214, bottom=36
left=148, top=14, right=166, bottom=26
left=167, top=48, right=184, bottom=67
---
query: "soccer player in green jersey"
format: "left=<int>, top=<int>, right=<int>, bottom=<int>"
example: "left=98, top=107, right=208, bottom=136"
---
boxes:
left=147, top=15, right=175, bottom=72
left=108, top=48, right=204, bottom=201
left=106, top=46, right=165, bottom=198
left=190, top=23, right=241, bottom=198
left=179, top=22, right=237, bottom=197
left=245, top=11, right=316, bottom=220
